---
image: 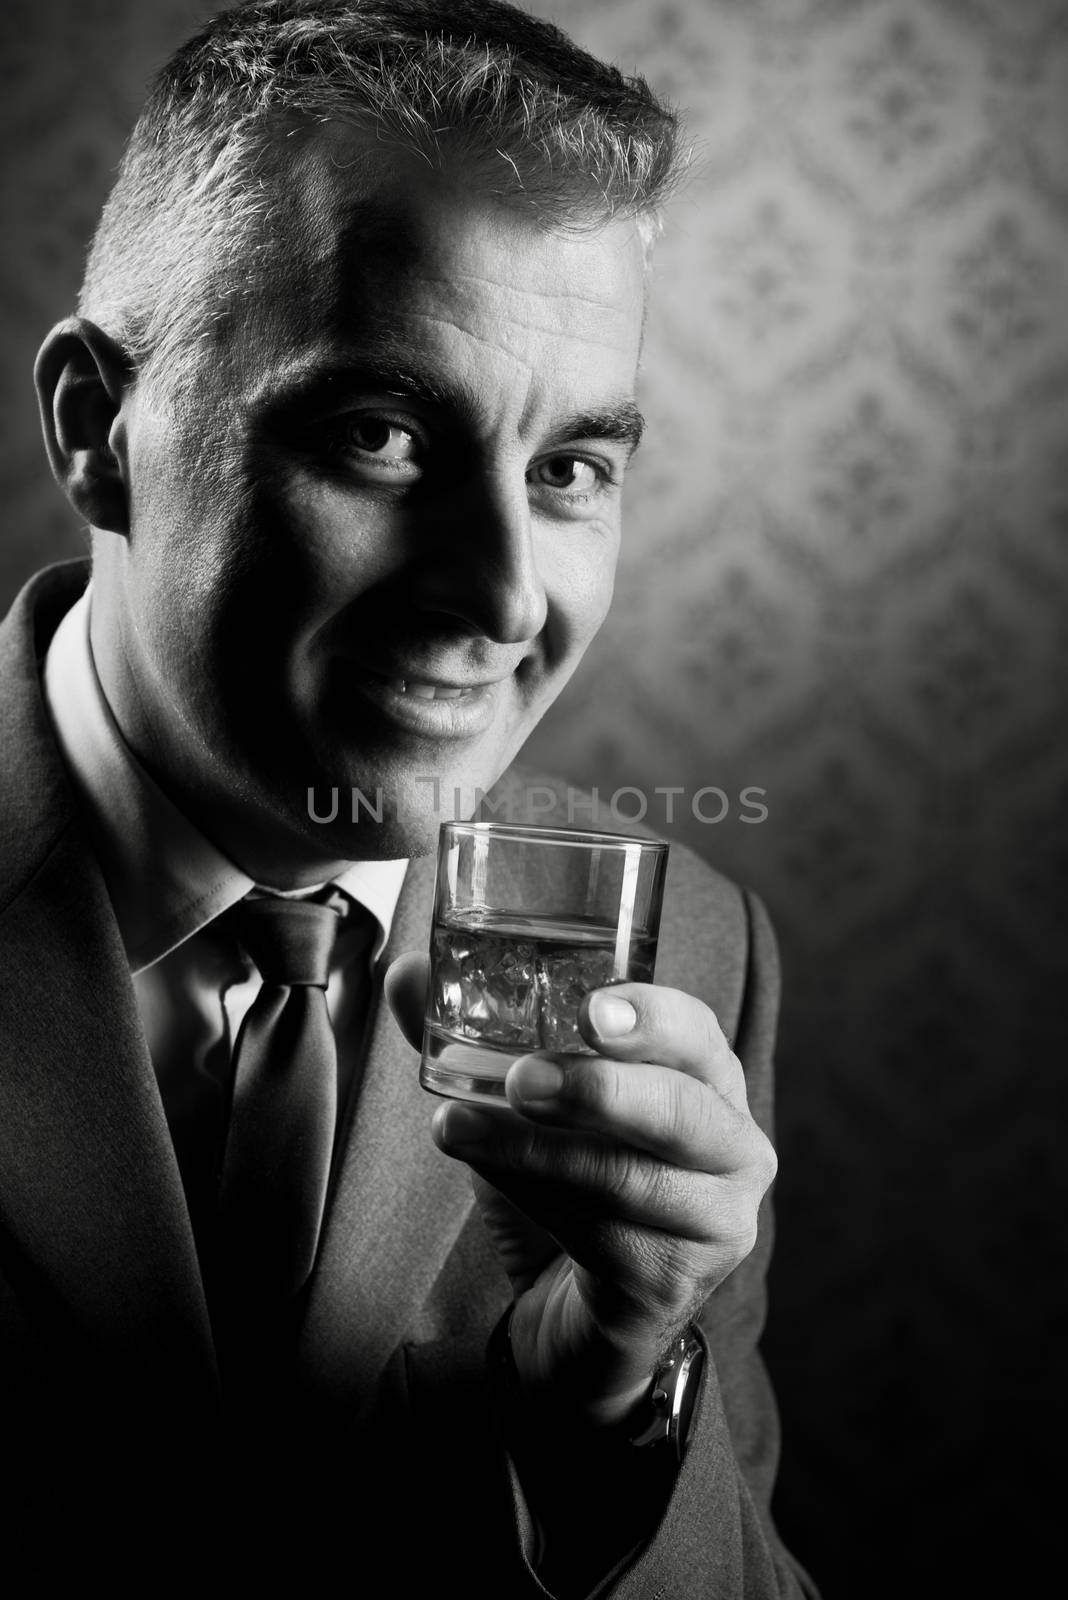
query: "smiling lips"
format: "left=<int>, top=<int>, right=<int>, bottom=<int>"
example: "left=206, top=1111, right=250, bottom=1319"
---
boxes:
left=385, top=677, right=471, bottom=701
left=338, top=660, right=518, bottom=738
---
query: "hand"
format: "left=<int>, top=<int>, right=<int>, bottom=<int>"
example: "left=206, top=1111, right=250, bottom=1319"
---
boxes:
left=384, top=955, right=778, bottom=1431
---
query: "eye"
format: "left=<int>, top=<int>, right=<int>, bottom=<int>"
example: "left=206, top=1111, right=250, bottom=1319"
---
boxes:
left=341, top=415, right=421, bottom=464
left=321, top=410, right=427, bottom=485
left=528, top=456, right=603, bottom=494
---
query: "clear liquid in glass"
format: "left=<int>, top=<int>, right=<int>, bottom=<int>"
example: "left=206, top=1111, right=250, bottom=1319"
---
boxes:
left=420, top=909, right=657, bottom=1102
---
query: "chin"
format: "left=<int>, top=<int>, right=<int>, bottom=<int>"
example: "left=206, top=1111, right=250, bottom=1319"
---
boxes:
left=292, top=738, right=526, bottom=861
left=296, top=791, right=444, bottom=862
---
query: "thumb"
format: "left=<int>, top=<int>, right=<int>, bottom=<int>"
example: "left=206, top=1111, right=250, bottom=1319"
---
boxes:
left=383, top=952, right=430, bottom=1051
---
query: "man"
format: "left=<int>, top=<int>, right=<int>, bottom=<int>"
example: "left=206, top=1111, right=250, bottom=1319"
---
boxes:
left=0, top=1, right=815, bottom=1592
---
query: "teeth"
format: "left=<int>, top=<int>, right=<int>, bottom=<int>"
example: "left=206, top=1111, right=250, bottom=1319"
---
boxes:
left=388, top=678, right=466, bottom=700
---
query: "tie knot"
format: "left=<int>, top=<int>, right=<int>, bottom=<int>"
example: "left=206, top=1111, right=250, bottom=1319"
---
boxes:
left=231, top=895, right=341, bottom=987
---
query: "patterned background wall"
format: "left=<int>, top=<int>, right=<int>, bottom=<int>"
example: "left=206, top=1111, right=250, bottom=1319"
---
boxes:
left=2, top=2, right=1065, bottom=1594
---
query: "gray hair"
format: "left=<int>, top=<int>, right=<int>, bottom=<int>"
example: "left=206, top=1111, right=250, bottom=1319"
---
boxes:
left=78, top=0, right=684, bottom=390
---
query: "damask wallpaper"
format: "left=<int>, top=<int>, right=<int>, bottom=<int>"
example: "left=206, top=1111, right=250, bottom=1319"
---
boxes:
left=1, top=2, right=1065, bottom=1595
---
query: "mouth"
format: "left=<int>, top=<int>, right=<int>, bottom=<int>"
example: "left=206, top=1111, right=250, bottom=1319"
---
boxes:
left=383, top=676, right=478, bottom=701
left=334, top=660, right=514, bottom=738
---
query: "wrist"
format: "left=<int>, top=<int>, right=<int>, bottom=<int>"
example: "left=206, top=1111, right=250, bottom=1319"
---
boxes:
left=487, top=1309, right=688, bottom=1594
left=502, top=1306, right=658, bottom=1431
left=489, top=1305, right=705, bottom=1461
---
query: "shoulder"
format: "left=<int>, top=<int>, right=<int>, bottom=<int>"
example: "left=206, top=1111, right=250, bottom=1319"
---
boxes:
left=0, top=563, right=89, bottom=908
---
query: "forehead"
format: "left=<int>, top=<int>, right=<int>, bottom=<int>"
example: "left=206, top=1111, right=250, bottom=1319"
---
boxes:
left=232, top=134, right=647, bottom=431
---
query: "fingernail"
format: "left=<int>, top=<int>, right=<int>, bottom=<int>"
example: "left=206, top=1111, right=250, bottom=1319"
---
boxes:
left=511, top=1056, right=565, bottom=1103
left=588, top=992, right=637, bottom=1040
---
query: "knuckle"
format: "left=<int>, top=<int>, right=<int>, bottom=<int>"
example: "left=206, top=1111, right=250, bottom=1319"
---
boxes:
left=700, top=1179, right=760, bottom=1260
left=734, top=1216, right=760, bottom=1261
left=647, top=1065, right=692, bottom=1144
left=629, top=983, right=684, bottom=1047
left=700, top=1003, right=727, bottom=1066
left=580, top=1139, right=644, bottom=1203
left=642, top=1156, right=692, bottom=1219
left=748, top=1127, right=778, bottom=1190
left=568, top=1058, right=697, bottom=1155
left=591, top=1141, right=685, bottom=1220
left=654, top=988, right=725, bottom=1066
left=640, top=1062, right=716, bottom=1159
left=726, top=1049, right=750, bottom=1105
left=719, top=1198, right=760, bottom=1261
left=557, top=1054, right=622, bottom=1126
left=728, top=1111, right=777, bottom=1188
left=510, top=1117, right=576, bottom=1182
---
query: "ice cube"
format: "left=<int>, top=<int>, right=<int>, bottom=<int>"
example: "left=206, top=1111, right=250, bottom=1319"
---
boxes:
left=451, top=932, right=538, bottom=1048
left=430, top=929, right=470, bottom=1031
left=536, top=943, right=617, bottom=1053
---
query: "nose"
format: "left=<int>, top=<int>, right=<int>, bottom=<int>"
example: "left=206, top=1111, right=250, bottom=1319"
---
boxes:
left=413, top=473, right=549, bottom=645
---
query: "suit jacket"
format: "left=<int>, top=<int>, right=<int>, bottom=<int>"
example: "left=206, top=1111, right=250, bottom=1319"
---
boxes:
left=0, top=563, right=815, bottom=1595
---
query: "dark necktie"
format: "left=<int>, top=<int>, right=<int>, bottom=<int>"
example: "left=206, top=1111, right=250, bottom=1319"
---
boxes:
left=215, top=894, right=343, bottom=1354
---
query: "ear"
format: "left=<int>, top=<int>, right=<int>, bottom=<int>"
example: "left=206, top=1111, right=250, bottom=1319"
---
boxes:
left=34, top=317, right=134, bottom=536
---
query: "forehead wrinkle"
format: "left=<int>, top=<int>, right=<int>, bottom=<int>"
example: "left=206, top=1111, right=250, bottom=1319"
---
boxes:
left=404, top=309, right=635, bottom=358
left=409, top=273, right=638, bottom=344
left=413, top=269, right=635, bottom=312
left=395, top=313, right=637, bottom=448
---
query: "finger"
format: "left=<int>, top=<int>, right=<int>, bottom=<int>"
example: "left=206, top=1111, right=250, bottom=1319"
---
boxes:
left=383, top=952, right=429, bottom=1051
left=578, top=984, right=748, bottom=1108
left=505, top=1052, right=771, bottom=1177
left=468, top=1173, right=562, bottom=1294
left=431, top=1099, right=768, bottom=1241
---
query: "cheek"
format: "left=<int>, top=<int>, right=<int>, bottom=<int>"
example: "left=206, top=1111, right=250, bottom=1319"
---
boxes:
left=265, top=474, right=399, bottom=603
left=550, top=530, right=619, bottom=647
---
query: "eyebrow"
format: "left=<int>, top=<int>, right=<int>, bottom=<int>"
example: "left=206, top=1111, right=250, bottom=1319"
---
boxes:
left=545, top=403, right=645, bottom=457
left=255, top=357, right=645, bottom=457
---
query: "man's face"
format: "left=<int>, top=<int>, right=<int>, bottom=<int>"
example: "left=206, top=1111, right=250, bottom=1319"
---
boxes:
left=93, top=139, right=647, bottom=877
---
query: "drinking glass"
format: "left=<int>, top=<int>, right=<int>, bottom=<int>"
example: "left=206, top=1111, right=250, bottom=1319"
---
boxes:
left=420, top=821, right=669, bottom=1105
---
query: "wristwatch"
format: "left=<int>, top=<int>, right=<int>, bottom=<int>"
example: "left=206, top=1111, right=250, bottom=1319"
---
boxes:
left=628, top=1329, right=705, bottom=1462
left=488, top=1307, right=705, bottom=1465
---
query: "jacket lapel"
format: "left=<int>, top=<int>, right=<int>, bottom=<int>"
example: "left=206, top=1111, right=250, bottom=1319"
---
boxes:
left=0, top=567, right=218, bottom=1409
left=296, top=852, right=475, bottom=1416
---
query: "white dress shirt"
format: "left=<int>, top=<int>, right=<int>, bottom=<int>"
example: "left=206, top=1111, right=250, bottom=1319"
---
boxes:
left=42, top=587, right=409, bottom=1243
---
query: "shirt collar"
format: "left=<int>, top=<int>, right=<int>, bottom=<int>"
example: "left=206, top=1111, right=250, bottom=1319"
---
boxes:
left=42, top=587, right=408, bottom=975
